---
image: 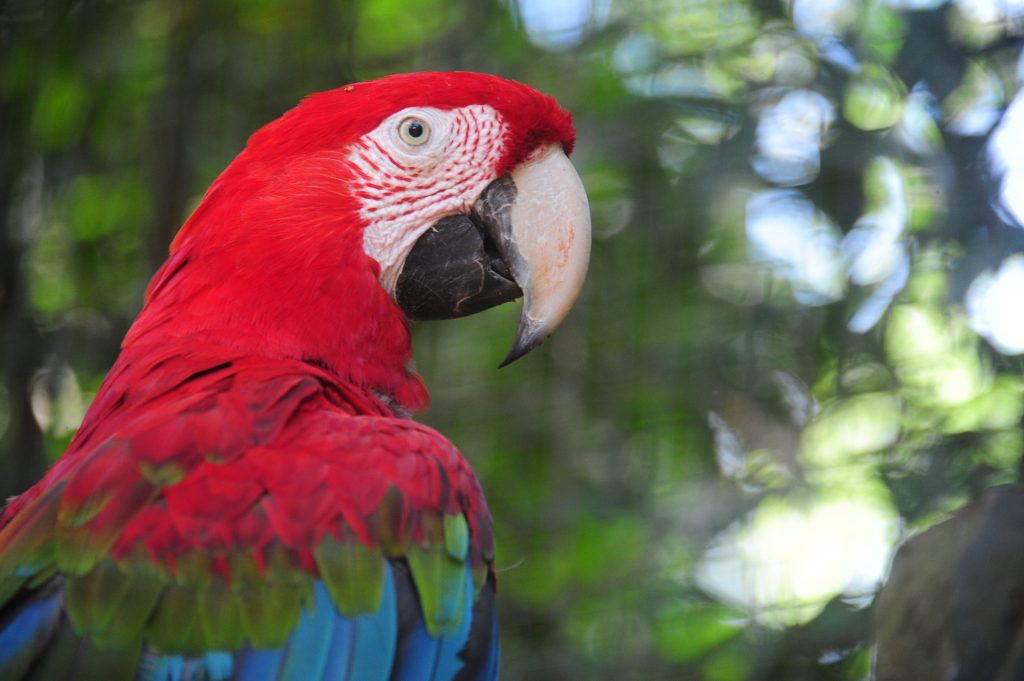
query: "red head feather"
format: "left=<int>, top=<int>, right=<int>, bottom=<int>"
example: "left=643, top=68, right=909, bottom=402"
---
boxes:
left=124, top=72, right=576, bottom=412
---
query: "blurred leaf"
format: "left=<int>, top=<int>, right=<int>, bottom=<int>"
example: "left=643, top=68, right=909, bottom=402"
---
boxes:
left=843, top=63, right=906, bottom=131
left=654, top=601, right=743, bottom=662
left=32, top=69, right=89, bottom=149
left=355, top=0, right=458, bottom=58
left=858, top=3, right=906, bottom=64
left=62, top=174, right=150, bottom=242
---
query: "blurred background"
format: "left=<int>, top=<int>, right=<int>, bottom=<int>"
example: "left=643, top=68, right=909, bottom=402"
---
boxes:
left=3, top=0, right=1024, bottom=679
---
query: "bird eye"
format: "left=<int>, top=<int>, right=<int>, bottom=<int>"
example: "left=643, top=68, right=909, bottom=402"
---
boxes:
left=398, top=117, right=430, bottom=146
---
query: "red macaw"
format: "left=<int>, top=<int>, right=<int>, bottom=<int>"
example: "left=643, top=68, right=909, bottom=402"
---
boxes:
left=0, top=72, right=590, bottom=681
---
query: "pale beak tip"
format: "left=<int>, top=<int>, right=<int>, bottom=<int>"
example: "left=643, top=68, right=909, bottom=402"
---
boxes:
left=498, top=319, right=547, bottom=368
left=489, top=144, right=591, bottom=369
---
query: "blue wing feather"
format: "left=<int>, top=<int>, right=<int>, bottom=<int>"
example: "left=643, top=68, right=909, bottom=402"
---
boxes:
left=234, top=647, right=283, bottom=681
left=319, top=615, right=355, bottom=681
left=393, top=623, right=441, bottom=681
left=0, top=563, right=495, bottom=681
left=0, top=589, right=62, bottom=677
left=431, top=568, right=476, bottom=681
left=279, top=582, right=335, bottom=680
left=236, top=565, right=400, bottom=681
left=392, top=566, right=475, bottom=681
left=344, top=564, right=398, bottom=681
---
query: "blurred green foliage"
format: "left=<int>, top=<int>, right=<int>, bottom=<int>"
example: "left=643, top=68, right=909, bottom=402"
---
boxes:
left=2, top=0, right=1024, bottom=679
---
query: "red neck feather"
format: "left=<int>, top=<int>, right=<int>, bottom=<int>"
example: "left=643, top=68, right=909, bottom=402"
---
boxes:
left=125, top=142, right=429, bottom=412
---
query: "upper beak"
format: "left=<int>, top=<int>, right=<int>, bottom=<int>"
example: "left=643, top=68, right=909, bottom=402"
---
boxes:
left=395, top=145, right=591, bottom=366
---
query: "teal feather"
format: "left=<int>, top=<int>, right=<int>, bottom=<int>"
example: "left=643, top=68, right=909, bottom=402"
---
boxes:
left=345, top=564, right=398, bottom=681
left=432, top=566, right=475, bottom=681
left=442, top=515, right=469, bottom=561
left=203, top=652, right=233, bottom=679
left=234, top=648, right=283, bottom=681
left=279, top=581, right=335, bottom=680
left=142, top=655, right=184, bottom=681
left=392, top=565, right=475, bottom=681
left=320, top=616, right=354, bottom=681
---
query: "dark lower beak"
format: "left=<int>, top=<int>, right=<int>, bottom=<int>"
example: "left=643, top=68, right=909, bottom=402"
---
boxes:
left=395, top=211, right=522, bottom=322
left=396, top=146, right=591, bottom=366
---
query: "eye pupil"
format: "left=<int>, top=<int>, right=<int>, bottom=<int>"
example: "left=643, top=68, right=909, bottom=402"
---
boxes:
left=398, top=117, right=430, bottom=145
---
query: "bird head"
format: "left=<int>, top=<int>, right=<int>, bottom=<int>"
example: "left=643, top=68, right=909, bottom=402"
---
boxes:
left=135, top=72, right=591, bottom=409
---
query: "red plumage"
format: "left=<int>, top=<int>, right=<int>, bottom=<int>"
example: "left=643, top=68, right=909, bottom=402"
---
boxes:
left=0, top=72, right=582, bottom=680
left=6, top=334, right=494, bottom=583
left=1, top=70, right=573, bottom=580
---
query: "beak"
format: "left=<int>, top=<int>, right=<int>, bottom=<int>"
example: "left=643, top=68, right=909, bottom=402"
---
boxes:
left=395, top=145, right=591, bottom=366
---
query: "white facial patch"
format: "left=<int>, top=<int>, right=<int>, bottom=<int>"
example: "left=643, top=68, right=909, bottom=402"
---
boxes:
left=350, top=105, right=510, bottom=294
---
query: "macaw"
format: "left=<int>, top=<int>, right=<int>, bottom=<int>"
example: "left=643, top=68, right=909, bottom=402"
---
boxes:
left=0, top=72, right=590, bottom=681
